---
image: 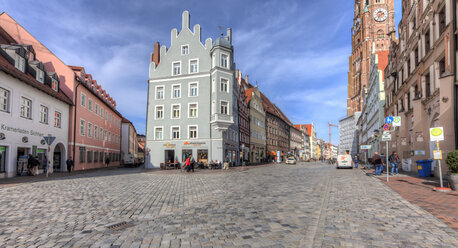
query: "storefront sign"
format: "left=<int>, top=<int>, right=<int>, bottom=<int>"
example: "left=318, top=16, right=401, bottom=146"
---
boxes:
left=0, top=147, right=5, bottom=151
left=414, top=150, right=425, bottom=156
left=184, top=141, right=205, bottom=147
left=164, top=143, right=176, bottom=148
left=0, top=124, right=44, bottom=137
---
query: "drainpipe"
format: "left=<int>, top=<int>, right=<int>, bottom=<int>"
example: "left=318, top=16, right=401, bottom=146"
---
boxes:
left=73, top=76, right=82, bottom=166
left=453, top=0, right=458, bottom=149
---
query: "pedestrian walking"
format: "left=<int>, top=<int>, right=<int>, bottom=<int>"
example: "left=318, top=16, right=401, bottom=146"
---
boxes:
left=27, top=154, right=33, bottom=176
left=353, top=155, right=359, bottom=168
left=190, top=156, right=195, bottom=172
left=105, top=156, right=110, bottom=167
left=185, top=157, right=191, bottom=172
left=389, top=151, right=400, bottom=175
left=66, top=156, right=74, bottom=174
left=43, top=155, right=48, bottom=175
left=371, top=152, right=383, bottom=176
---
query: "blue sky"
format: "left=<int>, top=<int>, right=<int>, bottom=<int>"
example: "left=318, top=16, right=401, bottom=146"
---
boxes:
left=1, top=0, right=402, bottom=143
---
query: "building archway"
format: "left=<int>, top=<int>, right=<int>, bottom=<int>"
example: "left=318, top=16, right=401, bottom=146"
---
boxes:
left=53, top=143, right=66, bottom=172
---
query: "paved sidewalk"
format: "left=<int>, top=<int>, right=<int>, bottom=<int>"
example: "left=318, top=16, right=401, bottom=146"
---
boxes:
left=377, top=174, right=458, bottom=232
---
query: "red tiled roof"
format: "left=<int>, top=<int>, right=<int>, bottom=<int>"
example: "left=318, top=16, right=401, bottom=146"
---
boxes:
left=261, top=93, right=293, bottom=126
left=245, top=87, right=255, bottom=104
left=376, top=51, right=389, bottom=78
left=295, top=124, right=312, bottom=136
left=0, top=53, right=72, bottom=105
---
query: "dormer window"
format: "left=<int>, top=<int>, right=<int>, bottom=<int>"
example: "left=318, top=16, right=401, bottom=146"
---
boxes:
left=51, top=78, right=58, bottom=92
left=14, top=54, right=26, bottom=72
left=36, top=69, right=44, bottom=83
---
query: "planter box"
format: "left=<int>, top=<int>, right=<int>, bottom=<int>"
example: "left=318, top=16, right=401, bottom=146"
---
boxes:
left=445, top=174, right=458, bottom=190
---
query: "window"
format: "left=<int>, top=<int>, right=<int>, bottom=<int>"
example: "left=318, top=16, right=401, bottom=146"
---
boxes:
left=105, top=111, right=108, bottom=120
left=20, top=97, right=31, bottom=119
left=425, top=72, right=431, bottom=97
left=173, top=62, right=181, bottom=75
left=88, top=99, right=93, bottom=111
left=80, top=119, right=86, bottom=136
left=108, top=132, right=111, bottom=142
left=189, top=126, right=197, bottom=139
left=172, top=84, right=181, bottom=98
left=99, top=151, right=103, bottom=162
left=81, top=93, right=86, bottom=107
left=425, top=29, right=431, bottom=54
left=221, top=101, right=228, bottom=115
left=155, top=127, right=163, bottom=140
left=0, top=88, right=10, bottom=112
left=54, top=111, right=61, bottom=128
left=88, top=123, right=93, bottom=137
left=221, top=54, right=229, bottom=68
left=87, top=151, right=92, bottom=163
left=94, top=125, right=98, bottom=139
left=79, top=149, right=85, bottom=163
left=171, top=126, right=180, bottom=139
left=14, top=54, right=25, bottom=72
left=182, top=45, right=189, bottom=55
left=439, top=7, right=446, bottom=35
left=39, top=105, right=48, bottom=124
left=439, top=57, right=446, bottom=76
left=100, top=128, right=104, bottom=140
left=172, top=104, right=180, bottom=119
left=95, top=103, right=99, bottom=115
left=220, top=78, right=228, bottom=92
left=155, top=106, right=164, bottom=119
left=189, top=103, right=198, bottom=118
left=51, top=79, right=58, bottom=92
left=190, top=59, right=198, bottom=73
left=189, top=82, right=198, bottom=97
left=156, top=86, right=164, bottom=100
left=104, top=130, right=107, bottom=141
left=37, top=69, right=44, bottom=83
left=94, top=151, right=99, bottom=163
left=101, top=107, right=104, bottom=117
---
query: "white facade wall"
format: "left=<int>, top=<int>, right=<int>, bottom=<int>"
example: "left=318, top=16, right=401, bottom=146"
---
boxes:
left=0, top=71, right=70, bottom=178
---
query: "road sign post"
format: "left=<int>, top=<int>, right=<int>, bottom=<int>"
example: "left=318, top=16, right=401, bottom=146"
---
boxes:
left=43, top=134, right=56, bottom=178
left=429, top=127, right=451, bottom=192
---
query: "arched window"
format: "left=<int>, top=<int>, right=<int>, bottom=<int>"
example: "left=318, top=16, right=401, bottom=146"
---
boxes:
left=377, top=29, right=384, bottom=38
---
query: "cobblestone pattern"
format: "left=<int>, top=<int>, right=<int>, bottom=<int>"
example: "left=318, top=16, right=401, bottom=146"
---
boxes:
left=0, top=163, right=457, bottom=247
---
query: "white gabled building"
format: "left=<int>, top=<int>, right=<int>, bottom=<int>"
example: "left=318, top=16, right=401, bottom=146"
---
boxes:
left=0, top=44, right=71, bottom=178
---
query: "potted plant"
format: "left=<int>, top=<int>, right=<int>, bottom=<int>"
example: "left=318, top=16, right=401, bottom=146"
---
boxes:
left=445, top=150, right=458, bottom=190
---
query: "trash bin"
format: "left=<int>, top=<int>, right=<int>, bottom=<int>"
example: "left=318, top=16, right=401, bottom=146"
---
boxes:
left=416, top=160, right=433, bottom=178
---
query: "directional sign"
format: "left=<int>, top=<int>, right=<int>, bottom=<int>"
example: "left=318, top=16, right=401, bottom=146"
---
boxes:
left=392, top=116, right=401, bottom=127
left=385, top=116, right=394, bottom=124
left=360, top=145, right=372, bottom=150
left=382, top=133, right=391, bottom=141
left=43, top=134, right=56, bottom=146
left=383, top=124, right=390, bottom=131
left=430, top=127, right=444, bottom=141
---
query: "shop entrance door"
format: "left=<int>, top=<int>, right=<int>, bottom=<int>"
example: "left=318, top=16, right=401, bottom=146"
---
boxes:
left=182, top=150, right=192, bottom=162
left=17, top=147, right=29, bottom=175
left=53, top=146, right=61, bottom=172
left=164, top=150, right=175, bottom=164
left=0, top=146, right=6, bottom=172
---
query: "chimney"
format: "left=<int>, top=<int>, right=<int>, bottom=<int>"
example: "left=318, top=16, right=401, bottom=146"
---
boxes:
left=152, top=42, right=161, bottom=65
left=227, top=28, right=232, bottom=44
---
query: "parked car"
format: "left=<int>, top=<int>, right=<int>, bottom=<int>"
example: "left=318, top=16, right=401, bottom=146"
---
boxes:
left=286, top=157, right=296, bottom=165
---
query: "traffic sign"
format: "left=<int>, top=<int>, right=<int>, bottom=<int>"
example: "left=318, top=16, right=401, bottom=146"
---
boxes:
left=383, top=124, right=390, bottom=131
left=430, top=127, right=444, bottom=141
left=385, top=116, right=394, bottom=124
left=433, top=150, right=442, bottom=160
left=393, top=116, right=401, bottom=127
left=43, top=134, right=56, bottom=146
left=382, top=133, right=391, bottom=141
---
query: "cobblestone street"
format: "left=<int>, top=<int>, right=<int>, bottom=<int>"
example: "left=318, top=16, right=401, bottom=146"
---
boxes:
left=0, top=162, right=457, bottom=248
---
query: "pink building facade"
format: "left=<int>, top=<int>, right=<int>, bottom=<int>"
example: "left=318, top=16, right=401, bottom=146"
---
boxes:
left=0, top=12, right=122, bottom=171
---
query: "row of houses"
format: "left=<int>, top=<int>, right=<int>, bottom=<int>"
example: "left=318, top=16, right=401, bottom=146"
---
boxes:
left=343, top=0, right=457, bottom=175
left=145, top=11, right=320, bottom=168
left=0, top=12, right=141, bottom=178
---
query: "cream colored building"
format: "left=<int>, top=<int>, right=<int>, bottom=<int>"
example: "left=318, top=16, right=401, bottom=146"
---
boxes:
left=384, top=0, right=455, bottom=175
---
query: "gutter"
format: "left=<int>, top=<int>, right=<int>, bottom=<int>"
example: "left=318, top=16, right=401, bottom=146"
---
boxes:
left=453, top=0, right=458, bottom=149
left=73, top=76, right=82, bottom=162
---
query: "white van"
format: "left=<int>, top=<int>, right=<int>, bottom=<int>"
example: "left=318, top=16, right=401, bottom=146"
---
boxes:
left=336, top=154, right=353, bottom=169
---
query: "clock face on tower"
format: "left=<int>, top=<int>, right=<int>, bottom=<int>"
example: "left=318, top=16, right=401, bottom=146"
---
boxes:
left=373, top=8, right=388, bottom=22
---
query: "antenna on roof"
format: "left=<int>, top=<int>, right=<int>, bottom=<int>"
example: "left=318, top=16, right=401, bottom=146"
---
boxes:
left=218, top=26, right=225, bottom=37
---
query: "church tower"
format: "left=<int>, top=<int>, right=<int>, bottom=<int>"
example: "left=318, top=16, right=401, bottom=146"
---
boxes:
left=347, top=0, right=395, bottom=116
